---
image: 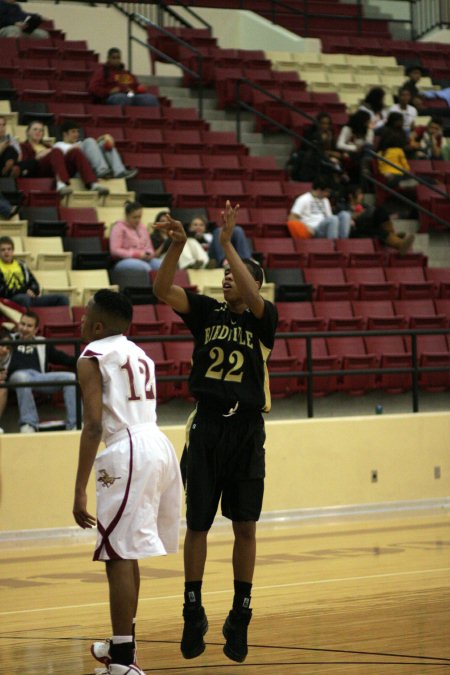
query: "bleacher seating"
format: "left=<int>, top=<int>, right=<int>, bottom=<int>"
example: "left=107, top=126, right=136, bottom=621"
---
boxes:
left=1, top=9, right=449, bottom=406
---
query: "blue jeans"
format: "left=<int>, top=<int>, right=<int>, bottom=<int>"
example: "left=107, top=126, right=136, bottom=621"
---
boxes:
left=8, top=369, right=77, bottom=429
left=106, top=93, right=159, bottom=107
left=11, top=293, right=69, bottom=308
left=208, top=225, right=252, bottom=265
left=0, top=193, right=12, bottom=218
left=314, top=211, right=351, bottom=239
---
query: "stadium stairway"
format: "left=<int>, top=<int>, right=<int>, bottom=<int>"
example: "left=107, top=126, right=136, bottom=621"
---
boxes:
left=142, top=74, right=294, bottom=169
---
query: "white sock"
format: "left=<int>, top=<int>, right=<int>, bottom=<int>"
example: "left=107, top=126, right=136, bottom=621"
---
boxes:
left=112, top=635, right=133, bottom=644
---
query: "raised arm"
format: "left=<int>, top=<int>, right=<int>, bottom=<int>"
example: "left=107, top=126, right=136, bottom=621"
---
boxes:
left=152, top=215, right=190, bottom=313
left=72, top=357, right=102, bottom=530
left=220, top=201, right=265, bottom=319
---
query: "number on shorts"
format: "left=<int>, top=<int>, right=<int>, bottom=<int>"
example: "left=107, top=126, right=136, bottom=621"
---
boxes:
left=121, top=357, right=155, bottom=400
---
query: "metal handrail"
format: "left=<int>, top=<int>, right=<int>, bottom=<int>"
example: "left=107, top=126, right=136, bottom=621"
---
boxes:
left=368, top=148, right=450, bottom=204
left=2, top=326, right=446, bottom=422
left=128, top=12, right=205, bottom=117
left=156, top=0, right=212, bottom=32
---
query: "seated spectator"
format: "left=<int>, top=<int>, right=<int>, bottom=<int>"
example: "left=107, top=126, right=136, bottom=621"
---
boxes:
left=287, top=176, right=351, bottom=239
left=409, top=117, right=449, bottom=160
left=53, top=120, right=137, bottom=180
left=293, top=112, right=345, bottom=182
left=153, top=210, right=213, bottom=269
left=207, top=218, right=252, bottom=267
left=0, top=115, right=21, bottom=177
left=0, top=325, right=12, bottom=432
left=359, top=87, right=387, bottom=131
left=88, top=47, right=159, bottom=107
left=20, top=121, right=109, bottom=196
left=186, top=214, right=213, bottom=252
left=388, top=88, right=418, bottom=135
left=401, top=65, right=424, bottom=109
left=0, top=0, right=49, bottom=38
left=377, top=130, right=417, bottom=188
left=349, top=186, right=414, bottom=255
left=0, top=192, right=19, bottom=220
left=379, top=112, right=409, bottom=150
left=0, top=235, right=69, bottom=307
left=337, top=110, right=374, bottom=182
left=7, top=310, right=77, bottom=432
left=110, top=201, right=164, bottom=291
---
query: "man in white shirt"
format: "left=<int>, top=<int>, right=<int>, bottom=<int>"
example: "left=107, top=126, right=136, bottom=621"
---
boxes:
left=288, top=177, right=351, bottom=239
left=388, top=88, right=418, bottom=134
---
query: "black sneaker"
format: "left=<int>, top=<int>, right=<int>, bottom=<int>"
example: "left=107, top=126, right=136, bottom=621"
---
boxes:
left=223, top=607, right=252, bottom=663
left=181, top=605, right=208, bottom=659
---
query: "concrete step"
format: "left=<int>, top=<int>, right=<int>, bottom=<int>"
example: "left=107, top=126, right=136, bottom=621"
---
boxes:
left=208, top=119, right=254, bottom=133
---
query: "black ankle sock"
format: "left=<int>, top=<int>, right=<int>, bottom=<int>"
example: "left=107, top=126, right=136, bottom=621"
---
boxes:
left=110, top=641, right=135, bottom=666
left=233, top=580, right=252, bottom=611
left=184, top=580, right=203, bottom=608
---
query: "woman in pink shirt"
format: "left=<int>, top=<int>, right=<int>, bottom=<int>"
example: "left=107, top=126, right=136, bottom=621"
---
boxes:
left=109, top=202, right=163, bottom=289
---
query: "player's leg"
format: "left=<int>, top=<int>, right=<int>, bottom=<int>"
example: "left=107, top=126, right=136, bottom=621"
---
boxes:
left=180, top=429, right=219, bottom=661
left=105, top=559, right=138, bottom=667
left=222, top=474, right=264, bottom=663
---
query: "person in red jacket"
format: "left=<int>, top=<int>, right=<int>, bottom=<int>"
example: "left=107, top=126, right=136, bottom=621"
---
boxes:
left=88, top=47, right=159, bottom=107
left=20, top=121, right=108, bottom=196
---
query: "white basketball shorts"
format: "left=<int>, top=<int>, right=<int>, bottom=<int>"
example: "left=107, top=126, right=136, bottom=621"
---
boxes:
left=93, top=423, right=182, bottom=561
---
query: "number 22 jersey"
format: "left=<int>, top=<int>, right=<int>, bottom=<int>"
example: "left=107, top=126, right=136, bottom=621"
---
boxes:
left=80, top=335, right=157, bottom=443
left=177, top=291, right=278, bottom=413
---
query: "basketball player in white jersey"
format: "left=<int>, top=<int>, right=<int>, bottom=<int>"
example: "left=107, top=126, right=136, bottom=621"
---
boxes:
left=73, top=289, right=182, bottom=675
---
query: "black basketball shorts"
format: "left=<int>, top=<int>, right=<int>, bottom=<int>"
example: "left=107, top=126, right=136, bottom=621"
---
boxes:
left=181, top=406, right=266, bottom=531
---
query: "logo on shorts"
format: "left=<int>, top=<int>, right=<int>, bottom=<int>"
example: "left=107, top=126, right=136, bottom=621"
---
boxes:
left=98, top=469, right=121, bottom=488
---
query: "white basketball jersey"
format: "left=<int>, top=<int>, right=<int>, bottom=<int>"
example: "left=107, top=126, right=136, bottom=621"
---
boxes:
left=80, top=334, right=157, bottom=441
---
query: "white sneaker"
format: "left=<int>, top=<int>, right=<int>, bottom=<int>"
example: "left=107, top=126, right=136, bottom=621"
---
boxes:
left=0, top=427, right=4, bottom=434
left=91, top=639, right=111, bottom=665
left=109, top=665, right=145, bottom=674
left=20, top=424, right=36, bottom=433
left=56, top=181, right=73, bottom=196
left=90, top=183, right=110, bottom=196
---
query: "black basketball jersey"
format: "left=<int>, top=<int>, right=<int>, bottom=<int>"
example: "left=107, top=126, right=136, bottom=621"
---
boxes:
left=176, top=291, right=278, bottom=412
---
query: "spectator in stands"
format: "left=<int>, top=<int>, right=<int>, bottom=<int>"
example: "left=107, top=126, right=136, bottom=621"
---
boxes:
left=388, top=88, right=418, bottom=135
left=88, top=47, right=159, bottom=107
left=295, top=112, right=345, bottom=182
left=377, top=129, right=417, bottom=188
left=208, top=216, right=252, bottom=267
left=110, top=202, right=164, bottom=287
left=410, top=117, right=449, bottom=160
left=187, top=214, right=213, bottom=251
left=359, top=87, right=387, bottom=131
left=53, top=120, right=137, bottom=181
left=0, top=0, right=49, bottom=39
left=0, top=235, right=69, bottom=307
left=287, top=176, right=352, bottom=239
left=0, top=116, right=21, bottom=178
left=0, top=192, right=19, bottom=220
left=20, top=121, right=109, bottom=196
left=379, top=112, right=409, bottom=149
left=337, top=110, right=374, bottom=182
left=0, top=325, right=12, bottom=433
left=402, top=65, right=425, bottom=109
left=152, top=210, right=213, bottom=269
left=349, top=186, right=414, bottom=255
left=7, top=310, right=77, bottom=432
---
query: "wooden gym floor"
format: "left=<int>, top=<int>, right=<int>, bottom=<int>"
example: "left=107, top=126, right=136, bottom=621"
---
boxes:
left=0, top=510, right=449, bottom=674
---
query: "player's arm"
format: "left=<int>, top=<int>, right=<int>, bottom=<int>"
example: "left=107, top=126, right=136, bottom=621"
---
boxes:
left=220, top=200, right=265, bottom=319
left=152, top=215, right=190, bottom=313
left=72, top=357, right=103, bottom=529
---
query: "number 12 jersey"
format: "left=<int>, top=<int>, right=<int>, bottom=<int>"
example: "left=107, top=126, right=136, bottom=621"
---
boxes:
left=80, top=335, right=157, bottom=442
